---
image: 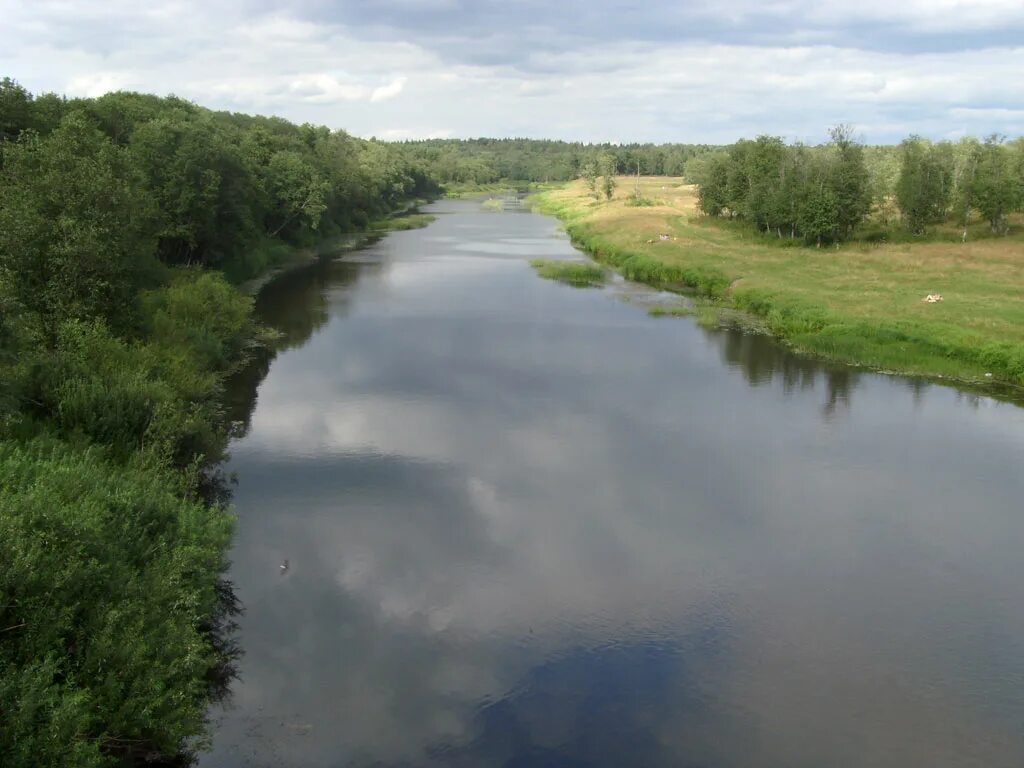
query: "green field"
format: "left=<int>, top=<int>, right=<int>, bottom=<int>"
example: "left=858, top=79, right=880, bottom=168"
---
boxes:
left=533, top=178, right=1024, bottom=389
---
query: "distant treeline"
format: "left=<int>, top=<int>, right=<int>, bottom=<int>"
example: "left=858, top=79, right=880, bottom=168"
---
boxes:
left=400, top=137, right=718, bottom=184
left=0, top=78, right=436, bottom=767
left=689, top=127, right=1024, bottom=244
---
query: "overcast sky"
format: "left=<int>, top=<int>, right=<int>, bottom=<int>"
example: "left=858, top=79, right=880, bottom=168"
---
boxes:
left=3, top=0, right=1023, bottom=144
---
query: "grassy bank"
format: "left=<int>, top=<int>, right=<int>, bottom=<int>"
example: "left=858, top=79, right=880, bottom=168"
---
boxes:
left=532, top=177, right=1024, bottom=388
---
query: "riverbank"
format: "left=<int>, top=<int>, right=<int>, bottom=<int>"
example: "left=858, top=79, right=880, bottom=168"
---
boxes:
left=531, top=178, right=1024, bottom=389
left=443, top=181, right=563, bottom=198
left=239, top=205, right=435, bottom=296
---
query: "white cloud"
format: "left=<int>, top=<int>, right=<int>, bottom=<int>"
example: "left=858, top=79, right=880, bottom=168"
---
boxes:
left=370, top=76, right=407, bottom=102
left=288, top=74, right=370, bottom=103
left=1, top=0, right=1022, bottom=141
left=65, top=71, right=137, bottom=98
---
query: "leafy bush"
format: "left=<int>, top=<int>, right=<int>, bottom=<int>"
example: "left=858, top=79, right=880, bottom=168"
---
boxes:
left=27, top=319, right=227, bottom=468
left=0, top=438, right=233, bottom=767
left=626, top=195, right=658, bottom=207
left=142, top=270, right=255, bottom=373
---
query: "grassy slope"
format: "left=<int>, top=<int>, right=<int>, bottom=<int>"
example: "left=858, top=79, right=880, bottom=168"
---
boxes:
left=532, top=177, right=1024, bottom=388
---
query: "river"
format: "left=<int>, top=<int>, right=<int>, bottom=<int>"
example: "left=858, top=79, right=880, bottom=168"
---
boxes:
left=202, top=199, right=1024, bottom=768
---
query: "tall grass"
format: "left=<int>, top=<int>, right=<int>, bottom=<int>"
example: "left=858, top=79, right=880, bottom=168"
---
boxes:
left=530, top=259, right=605, bottom=287
left=370, top=212, right=436, bottom=231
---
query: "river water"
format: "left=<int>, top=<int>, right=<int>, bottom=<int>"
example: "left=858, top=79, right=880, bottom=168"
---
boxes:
left=203, top=199, right=1024, bottom=768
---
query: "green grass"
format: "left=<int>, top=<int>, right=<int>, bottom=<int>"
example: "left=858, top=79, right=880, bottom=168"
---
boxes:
left=626, top=195, right=659, bottom=207
left=530, top=259, right=605, bottom=287
left=370, top=212, right=436, bottom=231
left=647, top=305, right=694, bottom=317
left=531, top=177, right=1024, bottom=390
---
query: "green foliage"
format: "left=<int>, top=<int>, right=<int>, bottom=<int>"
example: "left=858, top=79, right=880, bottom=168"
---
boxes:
left=828, top=125, right=873, bottom=240
left=599, top=153, right=617, bottom=200
left=399, top=137, right=720, bottom=187
left=265, top=150, right=329, bottom=237
left=1, top=83, right=440, bottom=286
left=969, top=136, right=1023, bottom=234
left=742, top=136, right=787, bottom=229
left=565, top=224, right=730, bottom=297
left=0, top=438, right=233, bottom=767
left=695, top=128, right=1023, bottom=244
left=647, top=304, right=694, bottom=317
left=896, top=137, right=954, bottom=233
left=369, top=212, right=437, bottom=231
left=625, top=195, right=657, bottom=207
left=25, top=319, right=216, bottom=468
left=530, top=259, right=605, bottom=286
left=128, top=114, right=259, bottom=270
left=697, top=154, right=730, bottom=216
left=142, top=270, right=256, bottom=373
left=583, top=161, right=599, bottom=199
left=797, top=177, right=840, bottom=245
left=0, top=77, right=34, bottom=142
left=696, top=128, right=875, bottom=245
left=0, top=111, right=159, bottom=340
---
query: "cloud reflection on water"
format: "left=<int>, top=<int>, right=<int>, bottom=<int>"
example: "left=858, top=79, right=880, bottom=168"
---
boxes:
left=206, top=200, right=1024, bottom=768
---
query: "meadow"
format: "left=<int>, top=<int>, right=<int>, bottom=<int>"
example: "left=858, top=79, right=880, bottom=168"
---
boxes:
left=532, top=177, right=1024, bottom=388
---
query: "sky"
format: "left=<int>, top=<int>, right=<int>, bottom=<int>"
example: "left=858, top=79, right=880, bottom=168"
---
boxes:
left=2, top=0, right=1023, bottom=144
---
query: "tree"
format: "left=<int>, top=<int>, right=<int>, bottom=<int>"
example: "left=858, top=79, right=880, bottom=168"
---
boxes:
left=743, top=136, right=787, bottom=231
left=798, top=167, right=840, bottom=246
left=583, top=160, right=599, bottom=199
left=725, top=140, right=751, bottom=216
left=896, top=137, right=954, bottom=234
left=827, top=125, right=872, bottom=240
left=0, top=111, right=157, bottom=340
left=696, top=154, right=730, bottom=216
left=772, top=144, right=810, bottom=238
left=265, top=150, right=329, bottom=236
left=0, top=77, right=33, bottom=142
left=969, top=136, right=1021, bottom=234
left=951, top=137, right=982, bottom=239
left=599, top=153, right=617, bottom=200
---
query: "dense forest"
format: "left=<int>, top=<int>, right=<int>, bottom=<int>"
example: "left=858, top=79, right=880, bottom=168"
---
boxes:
left=401, top=137, right=717, bottom=184
left=689, top=127, right=1024, bottom=244
left=0, top=78, right=437, bottom=767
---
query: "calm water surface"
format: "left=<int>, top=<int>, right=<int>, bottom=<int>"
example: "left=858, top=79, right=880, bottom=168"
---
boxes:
left=204, top=200, right=1024, bottom=768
